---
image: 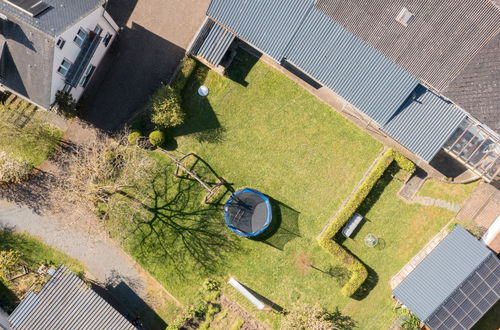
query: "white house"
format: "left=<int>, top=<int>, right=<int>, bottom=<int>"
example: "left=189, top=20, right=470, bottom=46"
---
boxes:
left=0, top=0, right=118, bottom=109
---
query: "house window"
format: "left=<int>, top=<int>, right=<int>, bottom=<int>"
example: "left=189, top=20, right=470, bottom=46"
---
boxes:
left=94, top=25, right=103, bottom=36
left=73, top=28, right=87, bottom=47
left=80, top=65, right=96, bottom=88
left=62, top=84, right=72, bottom=93
left=57, top=59, right=72, bottom=77
left=103, top=33, right=112, bottom=47
left=56, top=38, right=66, bottom=49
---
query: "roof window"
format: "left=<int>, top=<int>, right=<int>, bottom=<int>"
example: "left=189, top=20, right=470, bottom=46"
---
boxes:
left=396, top=7, right=414, bottom=27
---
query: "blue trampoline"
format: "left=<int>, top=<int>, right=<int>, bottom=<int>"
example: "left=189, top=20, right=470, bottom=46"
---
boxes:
left=224, top=188, right=272, bottom=238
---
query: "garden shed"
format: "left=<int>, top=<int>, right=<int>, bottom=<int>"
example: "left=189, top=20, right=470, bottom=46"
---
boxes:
left=392, top=225, right=500, bottom=330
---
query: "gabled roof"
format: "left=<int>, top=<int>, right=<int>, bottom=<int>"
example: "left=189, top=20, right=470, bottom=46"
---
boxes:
left=383, top=90, right=466, bottom=162
left=0, top=0, right=104, bottom=37
left=315, top=0, right=500, bottom=91
left=8, top=266, right=136, bottom=330
left=393, top=226, right=500, bottom=329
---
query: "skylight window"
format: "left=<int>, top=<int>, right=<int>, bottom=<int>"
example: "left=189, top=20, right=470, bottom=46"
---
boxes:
left=396, top=7, right=415, bottom=27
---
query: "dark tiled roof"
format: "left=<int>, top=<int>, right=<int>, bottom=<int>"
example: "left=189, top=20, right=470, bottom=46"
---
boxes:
left=315, top=0, right=500, bottom=91
left=0, top=19, right=53, bottom=108
left=0, top=0, right=104, bottom=36
left=8, top=266, right=136, bottom=330
left=443, top=33, right=500, bottom=135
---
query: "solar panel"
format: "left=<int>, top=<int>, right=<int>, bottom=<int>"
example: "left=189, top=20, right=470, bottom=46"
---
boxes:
left=484, top=272, right=498, bottom=286
left=476, top=263, right=491, bottom=278
left=460, top=316, right=474, bottom=329
left=485, top=254, right=499, bottom=270
left=476, top=298, right=491, bottom=313
left=468, top=307, right=482, bottom=322
left=3, top=0, right=51, bottom=17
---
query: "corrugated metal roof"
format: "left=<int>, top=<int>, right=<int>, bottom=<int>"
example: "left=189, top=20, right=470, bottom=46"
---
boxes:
left=0, top=0, right=104, bottom=37
left=196, top=20, right=235, bottom=66
left=392, top=226, right=495, bottom=323
left=207, top=0, right=314, bottom=61
left=283, top=8, right=419, bottom=125
left=8, top=266, right=136, bottom=330
left=315, top=0, right=500, bottom=91
left=383, top=90, right=467, bottom=162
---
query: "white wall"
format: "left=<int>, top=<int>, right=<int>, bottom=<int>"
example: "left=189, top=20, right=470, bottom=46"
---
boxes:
left=50, top=6, right=118, bottom=104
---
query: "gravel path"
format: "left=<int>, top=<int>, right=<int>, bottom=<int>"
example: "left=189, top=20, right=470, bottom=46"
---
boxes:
left=0, top=199, right=180, bottom=329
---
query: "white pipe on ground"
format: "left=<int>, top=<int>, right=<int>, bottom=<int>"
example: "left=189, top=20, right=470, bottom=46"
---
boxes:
left=228, top=277, right=266, bottom=310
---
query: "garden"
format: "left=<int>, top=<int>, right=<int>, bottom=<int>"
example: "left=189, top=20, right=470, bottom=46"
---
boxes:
left=0, top=93, right=63, bottom=183
left=0, top=229, right=83, bottom=313
left=104, top=50, right=478, bottom=328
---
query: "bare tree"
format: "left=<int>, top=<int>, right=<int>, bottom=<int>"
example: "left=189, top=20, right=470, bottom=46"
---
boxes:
left=53, top=131, right=155, bottom=217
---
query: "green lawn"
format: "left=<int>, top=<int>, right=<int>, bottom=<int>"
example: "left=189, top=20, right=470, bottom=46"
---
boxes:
left=0, top=103, right=63, bottom=167
left=418, top=178, right=478, bottom=204
left=108, top=50, right=473, bottom=329
left=0, top=230, right=84, bottom=311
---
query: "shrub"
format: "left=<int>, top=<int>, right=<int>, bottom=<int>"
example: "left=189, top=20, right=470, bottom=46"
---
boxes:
left=54, top=90, right=78, bottom=118
left=391, top=150, right=416, bottom=174
left=317, top=148, right=415, bottom=296
left=149, top=130, right=165, bottom=148
left=172, top=57, right=197, bottom=92
left=149, top=85, right=185, bottom=128
left=0, top=151, right=32, bottom=183
left=127, top=130, right=142, bottom=145
left=203, top=278, right=220, bottom=292
left=0, top=250, right=21, bottom=280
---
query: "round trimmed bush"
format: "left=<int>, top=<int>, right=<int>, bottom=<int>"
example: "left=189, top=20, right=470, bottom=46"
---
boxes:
left=127, top=130, right=142, bottom=145
left=149, top=130, right=165, bottom=148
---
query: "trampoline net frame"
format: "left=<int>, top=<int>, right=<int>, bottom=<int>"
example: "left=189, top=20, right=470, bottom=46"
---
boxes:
left=224, top=188, right=272, bottom=238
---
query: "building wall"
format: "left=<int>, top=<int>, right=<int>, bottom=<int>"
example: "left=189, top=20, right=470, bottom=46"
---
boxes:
left=50, top=6, right=118, bottom=104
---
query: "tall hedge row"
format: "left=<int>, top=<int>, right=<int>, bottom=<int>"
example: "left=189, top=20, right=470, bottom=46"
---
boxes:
left=317, top=148, right=415, bottom=297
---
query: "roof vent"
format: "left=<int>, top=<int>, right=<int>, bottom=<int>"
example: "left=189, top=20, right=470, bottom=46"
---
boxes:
left=396, top=7, right=414, bottom=27
left=3, top=0, right=51, bottom=17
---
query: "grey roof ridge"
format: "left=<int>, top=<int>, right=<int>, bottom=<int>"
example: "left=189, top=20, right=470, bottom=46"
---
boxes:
left=0, top=0, right=106, bottom=38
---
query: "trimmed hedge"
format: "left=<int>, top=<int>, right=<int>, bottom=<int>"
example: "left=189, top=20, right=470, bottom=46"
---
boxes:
left=317, top=148, right=415, bottom=297
left=172, top=56, right=197, bottom=92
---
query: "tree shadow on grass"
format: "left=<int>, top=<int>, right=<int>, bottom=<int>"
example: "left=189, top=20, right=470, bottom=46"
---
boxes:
left=251, top=199, right=301, bottom=251
left=113, top=166, right=238, bottom=277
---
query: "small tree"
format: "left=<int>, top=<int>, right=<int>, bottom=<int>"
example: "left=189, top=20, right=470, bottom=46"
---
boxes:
left=55, top=90, right=78, bottom=118
left=127, top=130, right=142, bottom=145
left=149, top=130, right=165, bottom=148
left=0, top=250, right=21, bottom=280
left=149, top=85, right=185, bottom=128
left=0, top=151, right=32, bottom=183
left=282, top=304, right=356, bottom=330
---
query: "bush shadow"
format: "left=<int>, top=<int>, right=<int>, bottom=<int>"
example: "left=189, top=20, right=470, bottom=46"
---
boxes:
left=172, top=65, right=224, bottom=143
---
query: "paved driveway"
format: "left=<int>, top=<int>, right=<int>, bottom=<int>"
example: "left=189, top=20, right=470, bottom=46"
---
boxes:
left=81, top=0, right=211, bottom=131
